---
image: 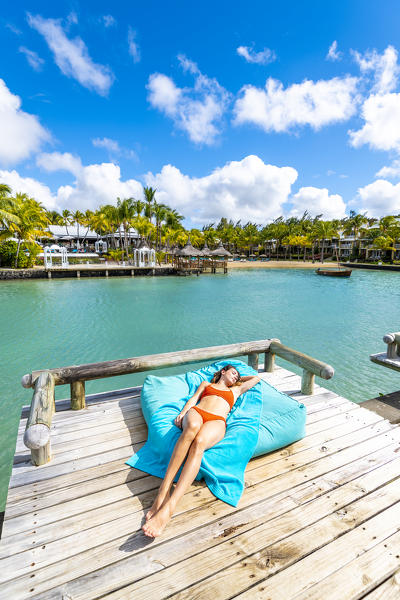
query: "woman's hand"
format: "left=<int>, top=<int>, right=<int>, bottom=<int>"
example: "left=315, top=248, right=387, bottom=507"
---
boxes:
left=174, top=411, right=186, bottom=428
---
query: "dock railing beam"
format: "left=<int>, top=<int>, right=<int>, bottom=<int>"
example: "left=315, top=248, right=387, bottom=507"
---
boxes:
left=21, top=338, right=334, bottom=465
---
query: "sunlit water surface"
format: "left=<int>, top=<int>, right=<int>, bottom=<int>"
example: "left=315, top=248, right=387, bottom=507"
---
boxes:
left=1, top=268, right=399, bottom=510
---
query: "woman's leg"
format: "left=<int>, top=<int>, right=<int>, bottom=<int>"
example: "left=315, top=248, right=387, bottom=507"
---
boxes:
left=142, top=419, right=226, bottom=537
left=145, top=408, right=203, bottom=520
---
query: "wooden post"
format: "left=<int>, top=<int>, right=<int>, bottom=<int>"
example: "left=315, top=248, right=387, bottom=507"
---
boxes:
left=47, top=271, right=52, bottom=279
left=301, top=370, right=315, bottom=395
left=71, top=380, right=85, bottom=410
left=23, top=371, right=55, bottom=466
left=131, top=269, right=134, bottom=277
left=387, top=342, right=398, bottom=359
left=105, top=270, right=109, bottom=278
left=264, top=351, right=275, bottom=372
left=76, top=270, right=80, bottom=279
left=248, top=353, right=259, bottom=371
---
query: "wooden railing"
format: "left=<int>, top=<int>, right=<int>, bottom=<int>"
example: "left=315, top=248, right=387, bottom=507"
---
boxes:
left=21, top=338, right=334, bottom=465
left=370, top=331, right=400, bottom=374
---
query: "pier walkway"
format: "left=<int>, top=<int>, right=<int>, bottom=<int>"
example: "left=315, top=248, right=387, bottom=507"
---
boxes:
left=2, top=364, right=400, bottom=598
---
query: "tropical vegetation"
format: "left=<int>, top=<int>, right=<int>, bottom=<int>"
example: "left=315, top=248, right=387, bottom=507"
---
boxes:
left=1, top=181, right=400, bottom=268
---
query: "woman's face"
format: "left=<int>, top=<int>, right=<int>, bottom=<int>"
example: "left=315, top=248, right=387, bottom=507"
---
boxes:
left=223, top=367, right=240, bottom=386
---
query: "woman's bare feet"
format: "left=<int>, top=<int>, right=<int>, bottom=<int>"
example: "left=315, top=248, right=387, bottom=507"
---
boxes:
left=145, top=489, right=170, bottom=521
left=142, top=503, right=172, bottom=538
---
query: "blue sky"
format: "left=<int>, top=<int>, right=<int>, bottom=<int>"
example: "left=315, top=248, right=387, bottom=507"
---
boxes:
left=1, top=0, right=400, bottom=227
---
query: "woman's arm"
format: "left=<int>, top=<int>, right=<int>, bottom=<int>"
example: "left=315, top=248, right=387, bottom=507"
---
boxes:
left=174, top=381, right=207, bottom=426
left=237, top=375, right=261, bottom=395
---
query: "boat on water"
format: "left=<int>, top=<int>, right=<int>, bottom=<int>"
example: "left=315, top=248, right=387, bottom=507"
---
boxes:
left=316, top=267, right=352, bottom=277
left=316, top=247, right=352, bottom=277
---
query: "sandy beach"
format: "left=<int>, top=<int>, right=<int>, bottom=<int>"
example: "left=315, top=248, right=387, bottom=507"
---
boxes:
left=228, top=260, right=338, bottom=269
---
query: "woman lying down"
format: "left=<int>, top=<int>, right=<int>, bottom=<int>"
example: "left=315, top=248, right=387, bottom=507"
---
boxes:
left=142, top=364, right=260, bottom=538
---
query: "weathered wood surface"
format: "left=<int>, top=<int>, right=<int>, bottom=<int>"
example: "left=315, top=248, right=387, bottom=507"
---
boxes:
left=23, top=372, right=55, bottom=466
left=21, top=339, right=278, bottom=388
left=2, top=365, right=400, bottom=600
left=370, top=351, right=400, bottom=373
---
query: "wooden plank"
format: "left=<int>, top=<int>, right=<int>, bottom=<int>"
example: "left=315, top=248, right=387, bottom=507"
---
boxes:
left=4, top=410, right=386, bottom=540
left=15, top=412, right=145, bottom=454
left=293, top=534, right=400, bottom=599
left=14, top=422, right=147, bottom=461
left=47, top=463, right=400, bottom=600
left=7, top=447, right=400, bottom=600
left=6, top=406, right=381, bottom=521
left=162, top=486, right=400, bottom=600
left=2, top=427, right=399, bottom=593
left=229, top=502, right=400, bottom=600
left=8, top=413, right=393, bottom=526
left=27, top=449, right=400, bottom=600
left=362, top=569, right=400, bottom=600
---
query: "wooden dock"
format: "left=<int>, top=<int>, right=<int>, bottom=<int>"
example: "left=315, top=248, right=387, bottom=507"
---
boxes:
left=2, top=365, right=400, bottom=599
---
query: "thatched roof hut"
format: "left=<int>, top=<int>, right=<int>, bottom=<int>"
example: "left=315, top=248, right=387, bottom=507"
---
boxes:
left=200, top=241, right=212, bottom=257
left=175, top=236, right=203, bottom=257
left=209, top=241, right=232, bottom=257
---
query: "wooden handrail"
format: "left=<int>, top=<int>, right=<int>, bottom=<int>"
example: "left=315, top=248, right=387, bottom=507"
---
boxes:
left=21, top=339, right=278, bottom=388
left=21, top=339, right=334, bottom=465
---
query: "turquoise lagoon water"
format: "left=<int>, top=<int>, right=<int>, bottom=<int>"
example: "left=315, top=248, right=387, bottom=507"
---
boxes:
left=1, top=268, right=400, bottom=512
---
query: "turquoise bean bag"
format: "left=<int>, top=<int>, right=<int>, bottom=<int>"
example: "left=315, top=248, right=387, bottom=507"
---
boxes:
left=126, top=359, right=306, bottom=506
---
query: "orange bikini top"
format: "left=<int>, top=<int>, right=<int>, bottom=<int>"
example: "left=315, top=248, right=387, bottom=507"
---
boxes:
left=200, top=384, right=235, bottom=410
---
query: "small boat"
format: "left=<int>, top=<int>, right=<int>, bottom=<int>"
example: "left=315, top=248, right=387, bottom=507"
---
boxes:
left=316, top=268, right=352, bottom=277
left=316, top=246, right=352, bottom=277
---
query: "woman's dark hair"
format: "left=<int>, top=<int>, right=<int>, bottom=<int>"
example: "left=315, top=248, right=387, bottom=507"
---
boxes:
left=211, top=364, right=241, bottom=385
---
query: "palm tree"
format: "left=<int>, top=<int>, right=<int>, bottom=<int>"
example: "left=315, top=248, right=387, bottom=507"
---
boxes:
left=1, top=193, right=50, bottom=267
left=0, top=185, right=20, bottom=227
left=62, top=209, right=73, bottom=236
left=315, top=221, right=339, bottom=263
left=46, top=210, right=63, bottom=225
left=117, top=197, right=135, bottom=259
left=72, top=210, right=85, bottom=249
left=143, top=186, right=156, bottom=220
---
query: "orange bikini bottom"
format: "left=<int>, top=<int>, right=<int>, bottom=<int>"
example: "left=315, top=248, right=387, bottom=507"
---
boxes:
left=192, top=406, right=226, bottom=425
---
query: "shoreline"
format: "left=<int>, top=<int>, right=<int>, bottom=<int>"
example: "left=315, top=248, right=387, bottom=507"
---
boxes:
left=228, top=260, right=338, bottom=269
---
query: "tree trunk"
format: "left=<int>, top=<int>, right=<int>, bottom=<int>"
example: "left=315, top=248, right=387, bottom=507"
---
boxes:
left=15, top=238, right=21, bottom=268
left=321, top=241, right=325, bottom=263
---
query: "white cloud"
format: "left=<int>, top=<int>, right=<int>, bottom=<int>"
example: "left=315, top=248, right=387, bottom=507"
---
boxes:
left=19, top=46, right=45, bottom=71
left=356, top=179, right=400, bottom=216
left=145, top=154, right=298, bottom=223
left=92, top=137, right=120, bottom=153
left=0, top=169, right=56, bottom=209
left=36, top=152, right=82, bottom=175
left=92, top=137, right=138, bottom=161
left=289, top=186, right=347, bottom=219
left=352, top=45, right=399, bottom=94
left=128, top=27, right=140, bottom=63
left=56, top=162, right=143, bottom=211
left=349, top=92, right=400, bottom=151
left=27, top=13, right=114, bottom=95
left=34, top=154, right=143, bottom=211
left=326, top=41, right=342, bottom=62
left=236, top=45, right=276, bottom=65
left=375, top=159, right=400, bottom=179
left=6, top=23, right=22, bottom=35
left=147, top=56, right=231, bottom=145
left=0, top=79, right=50, bottom=166
left=234, top=75, right=359, bottom=133
left=102, top=15, right=117, bottom=28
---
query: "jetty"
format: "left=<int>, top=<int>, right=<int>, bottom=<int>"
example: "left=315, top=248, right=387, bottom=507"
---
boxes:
left=2, top=339, right=400, bottom=599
